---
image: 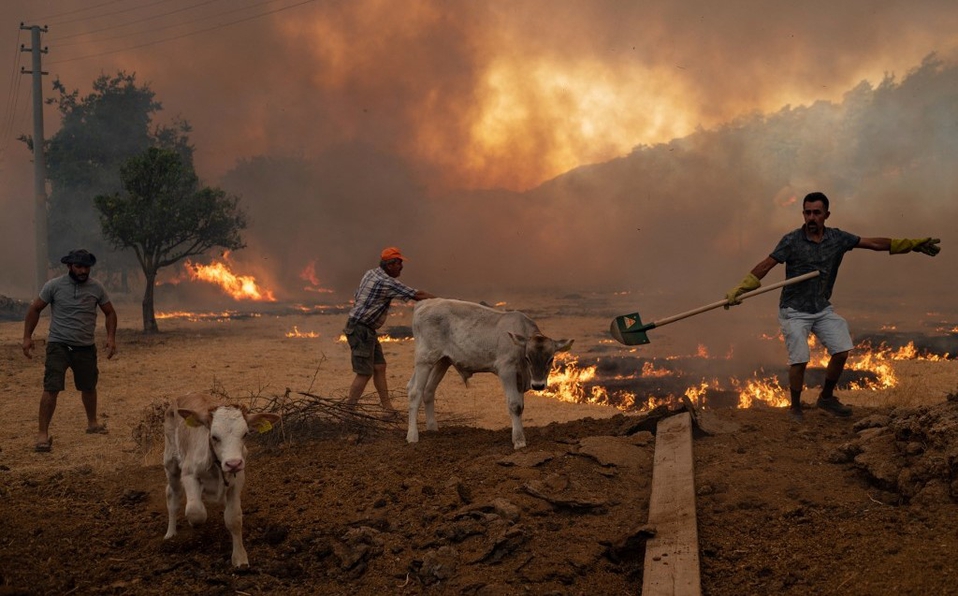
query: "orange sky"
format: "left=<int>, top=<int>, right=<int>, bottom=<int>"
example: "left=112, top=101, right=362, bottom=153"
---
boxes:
left=3, top=1, right=955, bottom=191
left=1, top=1, right=957, bottom=298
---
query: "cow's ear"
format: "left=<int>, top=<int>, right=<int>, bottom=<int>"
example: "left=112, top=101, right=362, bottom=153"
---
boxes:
left=178, top=408, right=207, bottom=427
left=509, top=332, right=527, bottom=346
left=555, top=339, right=574, bottom=352
left=248, top=413, right=281, bottom=434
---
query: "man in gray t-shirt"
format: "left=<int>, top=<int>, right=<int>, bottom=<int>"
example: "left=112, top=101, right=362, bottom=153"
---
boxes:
left=725, top=192, right=940, bottom=421
left=23, top=249, right=118, bottom=452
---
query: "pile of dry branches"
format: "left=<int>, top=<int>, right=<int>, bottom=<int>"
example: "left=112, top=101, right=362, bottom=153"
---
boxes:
left=246, top=388, right=407, bottom=445
left=132, top=386, right=476, bottom=452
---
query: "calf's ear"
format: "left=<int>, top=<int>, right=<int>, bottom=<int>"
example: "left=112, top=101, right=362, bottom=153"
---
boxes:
left=555, top=339, right=574, bottom=352
left=178, top=408, right=209, bottom=428
left=247, top=413, right=281, bottom=434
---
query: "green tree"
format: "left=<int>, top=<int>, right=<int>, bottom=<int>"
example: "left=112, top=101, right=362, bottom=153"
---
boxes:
left=19, top=72, right=191, bottom=288
left=95, top=148, right=246, bottom=333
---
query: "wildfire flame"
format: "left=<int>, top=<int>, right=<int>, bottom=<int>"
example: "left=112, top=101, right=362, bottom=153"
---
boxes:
left=286, top=326, right=319, bottom=338
left=183, top=254, right=276, bottom=302
left=300, top=261, right=335, bottom=294
left=155, top=310, right=252, bottom=322
left=733, top=374, right=789, bottom=408
left=641, top=361, right=673, bottom=378
left=336, top=333, right=410, bottom=343
left=541, top=335, right=949, bottom=414
left=543, top=352, right=636, bottom=410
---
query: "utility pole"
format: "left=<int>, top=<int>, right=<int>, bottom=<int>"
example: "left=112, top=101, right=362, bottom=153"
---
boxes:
left=20, top=23, right=48, bottom=296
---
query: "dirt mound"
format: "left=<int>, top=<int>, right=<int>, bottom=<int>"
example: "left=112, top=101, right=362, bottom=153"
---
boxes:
left=834, top=396, right=958, bottom=505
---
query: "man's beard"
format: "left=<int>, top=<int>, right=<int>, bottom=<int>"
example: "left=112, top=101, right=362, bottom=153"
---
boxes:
left=69, top=270, right=88, bottom=283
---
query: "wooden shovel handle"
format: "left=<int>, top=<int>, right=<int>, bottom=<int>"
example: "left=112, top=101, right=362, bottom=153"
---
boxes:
left=650, top=270, right=821, bottom=328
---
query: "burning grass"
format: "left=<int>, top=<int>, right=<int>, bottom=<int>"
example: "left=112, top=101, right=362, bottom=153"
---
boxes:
left=545, top=337, right=957, bottom=414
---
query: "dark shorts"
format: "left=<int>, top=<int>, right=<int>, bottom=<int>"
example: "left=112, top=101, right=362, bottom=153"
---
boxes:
left=344, top=322, right=385, bottom=376
left=44, top=342, right=99, bottom=392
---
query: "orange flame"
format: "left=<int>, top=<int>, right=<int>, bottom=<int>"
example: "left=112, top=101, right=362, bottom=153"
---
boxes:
left=733, top=374, right=788, bottom=408
left=184, top=256, right=276, bottom=302
left=336, top=333, right=410, bottom=343
left=286, top=326, right=319, bottom=338
left=544, top=352, right=635, bottom=410
left=155, top=310, right=253, bottom=322
left=641, top=360, right=674, bottom=378
left=300, top=261, right=334, bottom=294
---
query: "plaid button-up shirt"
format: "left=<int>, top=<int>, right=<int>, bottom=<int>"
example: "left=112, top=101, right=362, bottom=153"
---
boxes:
left=347, top=267, right=418, bottom=329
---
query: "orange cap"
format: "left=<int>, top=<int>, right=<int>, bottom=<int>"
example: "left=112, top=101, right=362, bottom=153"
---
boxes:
left=380, top=247, right=406, bottom=261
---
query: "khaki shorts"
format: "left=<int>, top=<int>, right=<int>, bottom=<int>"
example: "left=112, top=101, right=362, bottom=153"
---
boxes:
left=44, top=342, right=99, bottom=392
left=778, top=306, right=854, bottom=365
left=344, top=322, right=386, bottom=376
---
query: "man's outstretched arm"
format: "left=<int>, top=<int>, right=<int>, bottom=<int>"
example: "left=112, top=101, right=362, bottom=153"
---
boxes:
left=858, top=237, right=940, bottom=255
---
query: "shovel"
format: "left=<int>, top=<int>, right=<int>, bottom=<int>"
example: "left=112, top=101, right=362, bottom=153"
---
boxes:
left=609, top=270, right=820, bottom=346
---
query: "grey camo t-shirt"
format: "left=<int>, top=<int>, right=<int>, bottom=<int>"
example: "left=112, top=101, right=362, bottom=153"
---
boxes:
left=39, top=274, right=111, bottom=346
left=770, top=226, right=860, bottom=314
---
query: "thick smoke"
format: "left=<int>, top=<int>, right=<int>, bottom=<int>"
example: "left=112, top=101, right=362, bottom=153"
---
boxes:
left=1, top=1, right=956, bottom=345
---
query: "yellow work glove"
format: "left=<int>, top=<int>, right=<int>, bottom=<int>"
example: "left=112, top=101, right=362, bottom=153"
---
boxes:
left=724, top=273, right=761, bottom=309
left=890, top=238, right=941, bottom=256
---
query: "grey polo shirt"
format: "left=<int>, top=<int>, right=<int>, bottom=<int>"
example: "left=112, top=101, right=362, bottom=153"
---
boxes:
left=770, top=226, right=860, bottom=314
left=39, top=274, right=111, bottom=346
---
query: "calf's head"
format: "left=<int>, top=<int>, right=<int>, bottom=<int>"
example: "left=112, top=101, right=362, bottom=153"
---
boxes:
left=178, top=405, right=281, bottom=474
left=509, top=333, right=574, bottom=391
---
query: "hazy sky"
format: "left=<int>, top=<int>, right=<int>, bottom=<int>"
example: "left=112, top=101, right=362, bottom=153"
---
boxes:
left=1, top=1, right=957, bottom=304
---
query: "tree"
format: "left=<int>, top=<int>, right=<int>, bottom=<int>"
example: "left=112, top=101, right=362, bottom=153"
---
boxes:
left=95, top=148, right=246, bottom=333
left=19, top=72, right=192, bottom=288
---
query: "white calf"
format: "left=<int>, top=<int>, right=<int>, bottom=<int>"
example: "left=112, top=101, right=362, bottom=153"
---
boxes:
left=163, top=392, right=280, bottom=567
left=407, top=298, right=573, bottom=449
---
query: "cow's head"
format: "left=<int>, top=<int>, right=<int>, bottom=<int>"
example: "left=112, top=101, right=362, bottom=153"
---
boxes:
left=509, top=333, right=574, bottom=391
left=178, top=405, right=281, bottom=474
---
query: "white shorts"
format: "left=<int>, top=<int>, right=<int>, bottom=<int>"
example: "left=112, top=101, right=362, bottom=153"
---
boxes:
left=778, top=306, right=854, bottom=365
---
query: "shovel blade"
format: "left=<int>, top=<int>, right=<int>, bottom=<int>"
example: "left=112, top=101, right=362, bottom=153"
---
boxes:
left=610, top=313, right=651, bottom=345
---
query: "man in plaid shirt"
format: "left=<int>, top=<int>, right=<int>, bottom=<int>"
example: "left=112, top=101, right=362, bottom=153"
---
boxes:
left=344, top=247, right=435, bottom=410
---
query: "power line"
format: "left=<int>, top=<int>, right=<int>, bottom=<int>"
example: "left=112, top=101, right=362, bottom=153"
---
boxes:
left=48, top=0, right=318, bottom=65
left=0, top=28, right=28, bottom=168
left=27, top=0, right=126, bottom=23
left=50, top=0, right=223, bottom=41
left=34, top=0, right=181, bottom=27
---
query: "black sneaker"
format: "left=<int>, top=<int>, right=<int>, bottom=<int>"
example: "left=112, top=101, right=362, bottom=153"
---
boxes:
left=788, top=406, right=804, bottom=423
left=816, top=395, right=852, bottom=417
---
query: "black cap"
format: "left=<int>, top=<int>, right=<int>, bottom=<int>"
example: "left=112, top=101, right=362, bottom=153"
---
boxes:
left=60, top=249, right=97, bottom=267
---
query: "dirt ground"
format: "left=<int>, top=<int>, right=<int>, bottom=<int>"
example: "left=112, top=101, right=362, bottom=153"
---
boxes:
left=2, top=294, right=958, bottom=595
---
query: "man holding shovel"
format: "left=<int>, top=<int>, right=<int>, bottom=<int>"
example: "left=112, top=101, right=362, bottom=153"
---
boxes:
left=725, top=192, right=940, bottom=421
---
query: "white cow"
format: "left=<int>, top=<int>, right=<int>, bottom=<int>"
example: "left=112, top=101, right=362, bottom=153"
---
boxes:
left=406, top=298, right=573, bottom=449
left=163, top=392, right=281, bottom=567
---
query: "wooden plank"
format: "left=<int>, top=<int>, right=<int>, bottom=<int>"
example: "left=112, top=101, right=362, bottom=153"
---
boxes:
left=642, top=412, right=702, bottom=596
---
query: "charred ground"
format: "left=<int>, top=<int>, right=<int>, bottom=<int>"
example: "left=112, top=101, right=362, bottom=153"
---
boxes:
left=3, top=299, right=958, bottom=595
left=3, top=403, right=958, bottom=595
